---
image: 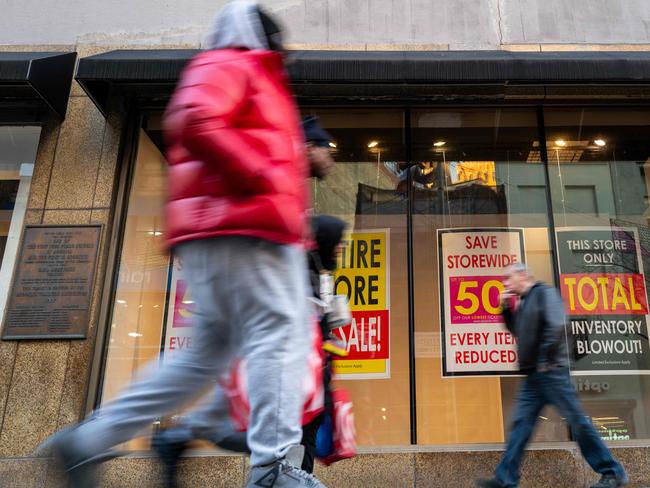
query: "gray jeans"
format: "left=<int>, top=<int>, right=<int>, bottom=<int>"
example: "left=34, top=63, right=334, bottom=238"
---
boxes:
left=74, top=237, right=310, bottom=467
left=184, top=384, right=240, bottom=441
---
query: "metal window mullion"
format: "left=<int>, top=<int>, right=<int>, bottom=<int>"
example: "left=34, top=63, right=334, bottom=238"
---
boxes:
left=537, top=105, right=561, bottom=288
left=405, top=107, right=418, bottom=445
left=84, top=109, right=144, bottom=413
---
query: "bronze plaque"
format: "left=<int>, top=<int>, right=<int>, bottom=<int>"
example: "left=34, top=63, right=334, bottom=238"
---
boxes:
left=2, top=225, right=102, bottom=340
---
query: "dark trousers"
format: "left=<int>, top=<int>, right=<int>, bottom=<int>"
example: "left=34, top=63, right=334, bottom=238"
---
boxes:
left=300, top=413, right=324, bottom=473
left=495, top=367, right=626, bottom=487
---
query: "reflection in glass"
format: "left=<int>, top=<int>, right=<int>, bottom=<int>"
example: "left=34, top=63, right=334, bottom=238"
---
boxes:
left=546, top=108, right=650, bottom=442
left=308, top=109, right=410, bottom=446
left=411, top=109, right=561, bottom=444
left=100, top=129, right=169, bottom=450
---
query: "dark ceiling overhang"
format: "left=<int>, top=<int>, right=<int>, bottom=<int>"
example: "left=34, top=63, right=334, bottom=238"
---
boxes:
left=76, top=49, right=650, bottom=116
left=0, top=52, right=77, bottom=119
left=75, top=49, right=197, bottom=116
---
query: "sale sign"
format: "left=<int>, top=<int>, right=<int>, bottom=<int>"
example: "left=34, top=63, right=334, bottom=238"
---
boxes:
left=333, top=229, right=390, bottom=380
left=556, top=227, right=650, bottom=374
left=163, top=257, right=194, bottom=359
left=438, top=228, right=525, bottom=376
left=449, top=275, right=505, bottom=324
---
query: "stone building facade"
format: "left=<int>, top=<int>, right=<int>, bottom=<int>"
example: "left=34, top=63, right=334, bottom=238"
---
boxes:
left=1, top=1, right=650, bottom=486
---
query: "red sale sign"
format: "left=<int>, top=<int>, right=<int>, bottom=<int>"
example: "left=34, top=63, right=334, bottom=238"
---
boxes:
left=449, top=275, right=504, bottom=324
left=172, top=279, right=194, bottom=327
left=164, top=258, right=194, bottom=359
left=333, top=229, right=390, bottom=379
left=333, top=310, right=390, bottom=361
left=438, top=228, right=525, bottom=377
left=560, top=273, right=648, bottom=316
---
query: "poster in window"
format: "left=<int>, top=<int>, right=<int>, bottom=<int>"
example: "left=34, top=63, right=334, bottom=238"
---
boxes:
left=163, top=229, right=391, bottom=379
left=332, top=229, right=390, bottom=380
left=163, top=257, right=194, bottom=359
left=438, top=228, right=525, bottom=377
left=556, top=227, right=650, bottom=375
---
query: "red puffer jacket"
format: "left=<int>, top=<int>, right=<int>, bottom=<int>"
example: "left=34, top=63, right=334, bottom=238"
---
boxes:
left=163, top=49, right=309, bottom=247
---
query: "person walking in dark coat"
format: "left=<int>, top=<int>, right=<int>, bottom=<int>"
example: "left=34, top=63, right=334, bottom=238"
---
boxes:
left=477, top=263, right=628, bottom=488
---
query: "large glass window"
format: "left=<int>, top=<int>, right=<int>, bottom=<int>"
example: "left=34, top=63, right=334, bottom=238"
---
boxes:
left=100, top=105, right=650, bottom=451
left=102, top=110, right=412, bottom=449
left=99, top=127, right=169, bottom=449
left=0, top=126, right=40, bottom=329
left=545, top=108, right=650, bottom=441
left=410, top=109, right=562, bottom=444
left=308, top=109, right=410, bottom=446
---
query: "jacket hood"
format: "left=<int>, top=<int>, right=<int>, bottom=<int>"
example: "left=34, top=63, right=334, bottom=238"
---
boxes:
left=205, top=0, right=269, bottom=50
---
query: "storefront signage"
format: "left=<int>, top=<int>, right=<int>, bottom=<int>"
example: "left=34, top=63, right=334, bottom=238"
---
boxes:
left=556, top=227, right=650, bottom=375
left=575, top=378, right=610, bottom=394
left=333, top=229, right=390, bottom=380
left=163, top=257, right=193, bottom=358
left=438, top=228, right=525, bottom=376
left=163, top=229, right=391, bottom=379
left=2, top=225, right=101, bottom=340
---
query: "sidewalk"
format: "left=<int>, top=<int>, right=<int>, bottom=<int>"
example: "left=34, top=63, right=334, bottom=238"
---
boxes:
left=2, top=447, right=649, bottom=487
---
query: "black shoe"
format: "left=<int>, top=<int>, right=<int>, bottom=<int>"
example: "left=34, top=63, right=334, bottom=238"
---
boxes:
left=476, top=479, right=512, bottom=488
left=36, top=427, right=100, bottom=488
left=151, top=427, right=193, bottom=488
left=590, top=474, right=629, bottom=488
left=213, top=431, right=250, bottom=453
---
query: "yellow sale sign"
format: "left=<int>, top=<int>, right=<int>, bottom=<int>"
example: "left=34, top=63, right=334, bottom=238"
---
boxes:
left=332, top=229, right=390, bottom=380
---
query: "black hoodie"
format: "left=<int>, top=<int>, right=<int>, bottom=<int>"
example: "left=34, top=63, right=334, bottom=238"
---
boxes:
left=308, top=215, right=347, bottom=298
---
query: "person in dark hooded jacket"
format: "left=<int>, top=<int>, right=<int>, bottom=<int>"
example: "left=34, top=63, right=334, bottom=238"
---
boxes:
left=302, top=215, right=347, bottom=472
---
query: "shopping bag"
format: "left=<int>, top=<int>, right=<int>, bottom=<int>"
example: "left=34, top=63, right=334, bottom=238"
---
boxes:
left=318, top=388, right=356, bottom=466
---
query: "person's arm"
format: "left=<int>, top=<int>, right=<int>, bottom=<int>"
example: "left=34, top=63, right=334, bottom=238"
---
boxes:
left=500, top=293, right=516, bottom=334
left=537, top=286, right=567, bottom=371
left=165, top=61, right=279, bottom=194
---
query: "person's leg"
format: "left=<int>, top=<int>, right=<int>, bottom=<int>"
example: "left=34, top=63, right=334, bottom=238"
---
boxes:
left=151, top=423, right=192, bottom=488
left=182, top=383, right=247, bottom=448
left=493, top=374, right=546, bottom=487
left=300, top=414, right=324, bottom=473
left=545, top=368, right=626, bottom=481
left=235, top=240, right=312, bottom=468
left=45, top=239, right=241, bottom=461
left=170, top=383, right=249, bottom=452
left=152, top=383, right=248, bottom=488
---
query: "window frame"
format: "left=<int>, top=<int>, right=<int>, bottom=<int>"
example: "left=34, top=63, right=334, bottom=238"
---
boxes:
left=0, top=123, right=43, bottom=335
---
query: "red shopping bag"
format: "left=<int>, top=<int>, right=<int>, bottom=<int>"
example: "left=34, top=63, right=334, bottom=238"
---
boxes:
left=319, top=388, right=356, bottom=466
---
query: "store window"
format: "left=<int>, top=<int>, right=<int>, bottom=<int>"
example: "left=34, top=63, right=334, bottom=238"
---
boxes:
left=545, top=108, right=650, bottom=441
left=0, top=126, right=40, bottom=328
left=410, top=109, right=564, bottom=444
left=100, top=106, right=650, bottom=452
left=308, top=109, right=410, bottom=446
left=99, top=126, right=169, bottom=449
left=101, top=110, right=411, bottom=448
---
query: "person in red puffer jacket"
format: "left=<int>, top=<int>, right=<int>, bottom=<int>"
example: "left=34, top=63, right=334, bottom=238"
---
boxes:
left=37, top=3, right=325, bottom=488
left=164, top=30, right=309, bottom=247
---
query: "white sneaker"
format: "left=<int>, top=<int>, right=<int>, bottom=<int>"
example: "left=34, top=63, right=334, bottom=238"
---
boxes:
left=246, top=446, right=327, bottom=488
